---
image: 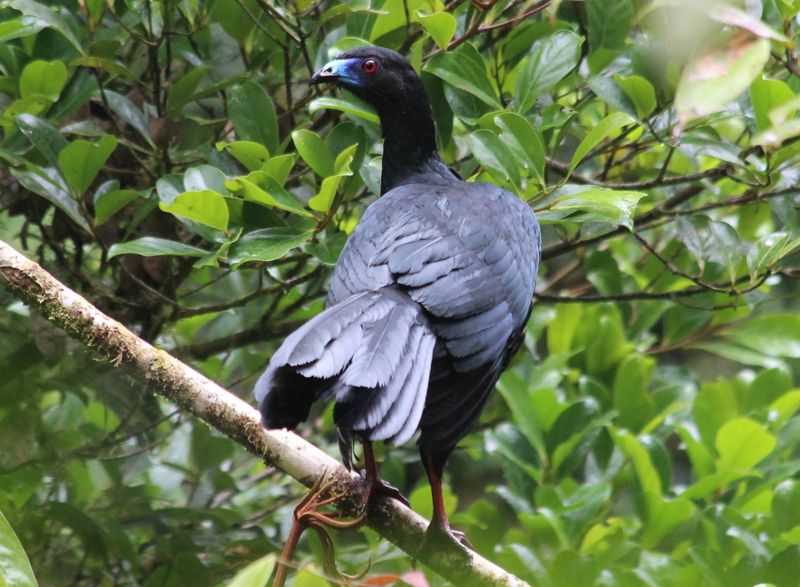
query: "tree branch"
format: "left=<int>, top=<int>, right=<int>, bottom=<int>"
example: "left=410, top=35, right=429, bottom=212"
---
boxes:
left=0, top=239, right=529, bottom=587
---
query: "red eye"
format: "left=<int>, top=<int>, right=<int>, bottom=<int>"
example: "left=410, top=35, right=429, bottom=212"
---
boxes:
left=361, top=59, right=378, bottom=74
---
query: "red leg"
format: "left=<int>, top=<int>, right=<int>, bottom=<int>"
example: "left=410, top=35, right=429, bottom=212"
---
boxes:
left=362, top=440, right=410, bottom=508
left=420, top=446, right=471, bottom=550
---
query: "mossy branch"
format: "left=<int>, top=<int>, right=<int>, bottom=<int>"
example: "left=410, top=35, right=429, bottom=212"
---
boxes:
left=0, top=239, right=529, bottom=587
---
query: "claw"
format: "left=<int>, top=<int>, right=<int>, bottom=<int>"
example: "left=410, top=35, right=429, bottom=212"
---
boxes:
left=273, top=473, right=369, bottom=587
left=418, top=519, right=473, bottom=558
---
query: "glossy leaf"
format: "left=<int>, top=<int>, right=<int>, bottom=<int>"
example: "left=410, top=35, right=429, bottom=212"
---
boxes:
left=750, top=77, right=795, bottom=131
left=308, top=96, right=379, bottom=124
left=586, top=0, right=633, bottom=52
left=425, top=44, right=501, bottom=109
left=227, top=172, right=314, bottom=218
left=515, top=30, right=583, bottom=114
left=227, top=554, right=276, bottom=587
left=0, top=509, right=37, bottom=587
left=536, top=186, right=646, bottom=229
left=493, top=112, right=546, bottom=184
left=19, top=60, right=68, bottom=101
left=723, top=314, right=800, bottom=358
left=229, top=82, right=280, bottom=155
left=16, top=114, right=67, bottom=167
left=159, top=190, right=230, bottom=232
left=418, top=11, right=457, bottom=51
left=57, top=135, right=117, bottom=196
left=103, top=90, right=154, bottom=146
left=292, top=129, right=335, bottom=177
left=11, top=167, right=90, bottom=233
left=467, top=129, right=521, bottom=189
left=716, top=417, right=776, bottom=471
left=614, top=75, right=656, bottom=118
left=568, top=112, right=633, bottom=176
left=228, top=227, right=313, bottom=268
left=107, top=237, right=208, bottom=259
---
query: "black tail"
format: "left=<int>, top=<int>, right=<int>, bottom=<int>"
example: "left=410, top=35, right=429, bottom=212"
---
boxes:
left=255, top=288, right=435, bottom=446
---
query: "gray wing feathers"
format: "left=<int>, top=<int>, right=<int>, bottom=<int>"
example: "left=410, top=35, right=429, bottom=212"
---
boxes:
left=258, top=286, right=436, bottom=446
left=341, top=302, right=416, bottom=388
left=370, top=329, right=435, bottom=444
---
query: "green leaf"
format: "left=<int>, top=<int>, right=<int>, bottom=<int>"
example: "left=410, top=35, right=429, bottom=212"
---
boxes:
left=707, top=220, right=743, bottom=285
left=586, top=0, right=633, bottom=52
left=642, top=493, right=694, bottom=549
left=292, top=129, right=335, bottom=177
left=16, top=114, right=67, bottom=167
left=229, top=82, right=279, bottom=155
left=308, top=96, right=379, bottom=124
left=0, top=18, right=45, bottom=44
left=675, top=34, right=770, bottom=130
left=747, top=232, right=800, bottom=280
left=536, top=186, right=646, bottom=230
left=587, top=76, right=639, bottom=119
left=93, top=181, right=140, bottom=225
left=614, top=75, right=656, bottom=118
left=57, top=135, right=117, bottom=196
left=370, top=0, right=411, bottom=40
left=750, top=77, right=795, bottom=131
left=613, top=429, right=663, bottom=497
left=568, top=112, right=633, bottom=176
left=418, top=11, right=457, bottom=51
left=226, top=173, right=314, bottom=218
left=107, top=237, right=208, bottom=259
left=70, top=56, right=132, bottom=80
left=103, top=90, right=154, bottom=146
left=263, top=154, right=296, bottom=186
left=19, top=60, right=68, bottom=101
left=306, top=232, right=347, bottom=265
left=308, top=144, right=356, bottom=212
left=184, top=164, right=227, bottom=194
left=217, top=141, right=270, bottom=172
left=167, top=66, right=209, bottom=115
left=227, top=554, right=276, bottom=587
left=515, top=30, right=583, bottom=114
left=773, top=481, right=800, bottom=533
left=5, top=0, right=84, bottom=53
left=11, top=167, right=91, bottom=234
left=723, top=314, right=800, bottom=358
left=425, top=44, right=501, bottom=109
left=493, top=112, right=546, bottom=184
left=228, top=227, right=313, bottom=268
left=0, top=509, right=37, bottom=587
left=613, top=355, right=656, bottom=433
left=159, top=190, right=229, bottom=232
left=467, top=129, right=521, bottom=190
left=716, top=417, right=776, bottom=471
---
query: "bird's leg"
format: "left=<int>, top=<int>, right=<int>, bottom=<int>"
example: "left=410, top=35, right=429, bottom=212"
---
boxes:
left=419, top=447, right=472, bottom=552
left=362, top=439, right=410, bottom=508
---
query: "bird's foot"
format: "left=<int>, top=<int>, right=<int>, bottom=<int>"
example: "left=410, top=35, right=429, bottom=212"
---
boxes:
left=273, top=474, right=368, bottom=587
left=364, top=475, right=410, bottom=509
left=418, top=519, right=473, bottom=557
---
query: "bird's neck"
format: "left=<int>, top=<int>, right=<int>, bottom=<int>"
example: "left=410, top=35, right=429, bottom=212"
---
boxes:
left=377, top=101, right=454, bottom=195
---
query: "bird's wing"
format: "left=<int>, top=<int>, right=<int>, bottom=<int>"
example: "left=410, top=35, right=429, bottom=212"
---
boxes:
left=328, top=182, right=540, bottom=373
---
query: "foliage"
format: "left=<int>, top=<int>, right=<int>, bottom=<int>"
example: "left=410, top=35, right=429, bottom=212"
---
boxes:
left=2, top=0, right=800, bottom=585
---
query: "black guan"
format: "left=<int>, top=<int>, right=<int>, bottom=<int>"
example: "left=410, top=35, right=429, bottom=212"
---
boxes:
left=255, top=46, right=541, bottom=547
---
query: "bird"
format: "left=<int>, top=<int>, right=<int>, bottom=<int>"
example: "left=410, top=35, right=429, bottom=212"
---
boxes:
left=254, top=45, right=541, bottom=548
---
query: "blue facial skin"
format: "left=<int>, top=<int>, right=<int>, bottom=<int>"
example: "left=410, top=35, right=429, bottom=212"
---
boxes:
left=313, top=58, right=365, bottom=87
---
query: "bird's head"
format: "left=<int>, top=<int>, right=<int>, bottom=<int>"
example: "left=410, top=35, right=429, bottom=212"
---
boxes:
left=310, top=46, right=425, bottom=113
